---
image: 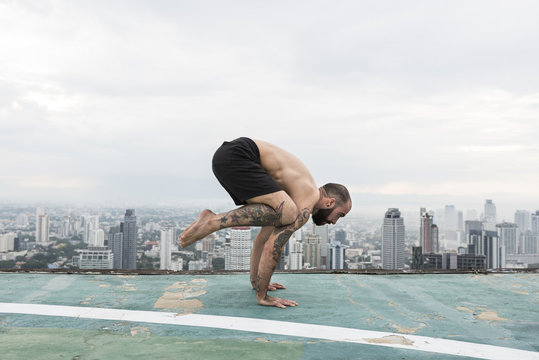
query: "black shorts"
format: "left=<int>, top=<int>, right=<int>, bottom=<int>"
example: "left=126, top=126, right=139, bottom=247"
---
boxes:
left=212, top=137, right=284, bottom=206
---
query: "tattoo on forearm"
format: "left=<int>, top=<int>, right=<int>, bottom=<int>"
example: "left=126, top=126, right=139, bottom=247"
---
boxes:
left=219, top=202, right=285, bottom=229
left=272, top=208, right=311, bottom=262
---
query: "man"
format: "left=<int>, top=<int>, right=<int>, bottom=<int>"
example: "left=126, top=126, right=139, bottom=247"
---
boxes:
left=180, top=137, right=351, bottom=308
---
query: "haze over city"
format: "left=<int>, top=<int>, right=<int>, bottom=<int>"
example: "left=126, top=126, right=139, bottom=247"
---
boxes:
left=1, top=1, right=539, bottom=219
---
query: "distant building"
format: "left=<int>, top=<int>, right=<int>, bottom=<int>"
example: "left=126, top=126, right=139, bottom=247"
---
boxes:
left=227, top=227, right=251, bottom=270
left=420, top=210, right=439, bottom=253
left=77, top=247, right=114, bottom=269
left=160, top=227, right=176, bottom=270
left=108, top=225, right=123, bottom=269
left=497, top=222, right=518, bottom=255
left=304, top=234, right=321, bottom=269
left=287, top=233, right=303, bottom=270
left=523, top=231, right=539, bottom=254
left=188, top=259, right=207, bottom=271
left=411, top=247, right=485, bottom=270
left=16, top=213, right=29, bottom=228
left=0, top=233, right=16, bottom=252
left=483, top=200, right=497, bottom=231
left=335, top=229, right=347, bottom=244
left=84, top=215, right=100, bottom=245
left=329, top=241, right=346, bottom=270
left=314, top=224, right=329, bottom=268
left=36, top=208, right=50, bottom=244
left=122, top=209, right=137, bottom=270
left=444, top=205, right=457, bottom=230
left=532, top=211, right=539, bottom=235
left=468, top=228, right=504, bottom=269
left=382, top=208, right=405, bottom=270
left=515, top=210, right=531, bottom=233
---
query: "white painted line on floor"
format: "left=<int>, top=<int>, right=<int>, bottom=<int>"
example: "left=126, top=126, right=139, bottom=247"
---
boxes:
left=1, top=302, right=537, bottom=360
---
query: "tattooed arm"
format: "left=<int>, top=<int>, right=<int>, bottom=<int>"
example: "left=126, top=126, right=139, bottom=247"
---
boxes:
left=255, top=207, right=311, bottom=308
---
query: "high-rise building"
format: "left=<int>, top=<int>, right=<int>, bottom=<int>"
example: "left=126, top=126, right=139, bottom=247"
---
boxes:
left=515, top=210, right=531, bottom=233
left=329, top=241, right=346, bottom=270
left=523, top=231, right=539, bottom=254
left=0, top=233, right=16, bottom=252
left=497, top=222, right=518, bottom=255
left=335, top=229, right=347, bottom=245
left=483, top=200, right=497, bottom=231
left=444, top=205, right=457, bottom=230
left=108, top=225, right=123, bottom=269
left=532, top=211, right=539, bottom=235
left=35, top=208, right=50, bottom=244
left=287, top=233, right=303, bottom=270
left=304, top=234, right=321, bottom=269
left=122, top=209, right=137, bottom=270
left=382, top=208, right=405, bottom=270
left=160, top=227, right=176, bottom=270
left=16, top=213, right=29, bottom=228
left=314, top=224, right=329, bottom=268
left=468, top=228, right=504, bottom=269
left=420, top=210, right=439, bottom=253
left=84, top=215, right=100, bottom=245
left=226, top=227, right=251, bottom=270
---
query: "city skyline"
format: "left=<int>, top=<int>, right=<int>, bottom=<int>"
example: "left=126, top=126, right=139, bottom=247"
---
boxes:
left=1, top=1, right=538, bottom=216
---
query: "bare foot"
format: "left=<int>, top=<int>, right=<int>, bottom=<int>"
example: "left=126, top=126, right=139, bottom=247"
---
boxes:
left=179, top=209, right=216, bottom=248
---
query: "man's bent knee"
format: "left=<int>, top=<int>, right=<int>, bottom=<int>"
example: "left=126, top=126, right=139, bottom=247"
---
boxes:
left=280, top=201, right=299, bottom=225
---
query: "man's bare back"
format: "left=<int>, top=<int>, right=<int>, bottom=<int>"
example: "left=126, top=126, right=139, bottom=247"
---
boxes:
left=178, top=137, right=351, bottom=308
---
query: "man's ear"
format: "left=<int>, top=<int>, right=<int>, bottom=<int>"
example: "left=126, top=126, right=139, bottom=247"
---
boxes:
left=326, top=198, right=336, bottom=208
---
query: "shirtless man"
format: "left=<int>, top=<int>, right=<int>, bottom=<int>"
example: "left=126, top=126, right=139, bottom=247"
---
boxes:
left=179, top=137, right=352, bottom=309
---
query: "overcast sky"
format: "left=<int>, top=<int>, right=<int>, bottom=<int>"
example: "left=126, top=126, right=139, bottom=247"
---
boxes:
left=1, top=0, right=538, bottom=219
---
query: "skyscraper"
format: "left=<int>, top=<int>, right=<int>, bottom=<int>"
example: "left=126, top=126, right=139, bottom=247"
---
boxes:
left=287, top=233, right=303, bottom=270
left=84, top=215, right=100, bottom=245
left=122, top=209, right=137, bottom=270
left=35, top=208, right=50, bottom=244
left=108, top=225, right=123, bottom=269
left=304, top=234, right=321, bottom=269
left=160, top=227, right=176, bottom=270
left=496, top=222, right=518, bottom=255
left=228, top=227, right=251, bottom=270
left=420, top=210, right=439, bottom=253
left=483, top=200, right=497, bottom=231
left=329, top=241, right=346, bottom=270
left=532, top=211, right=539, bottom=235
left=382, top=208, right=405, bottom=270
left=514, top=210, right=531, bottom=233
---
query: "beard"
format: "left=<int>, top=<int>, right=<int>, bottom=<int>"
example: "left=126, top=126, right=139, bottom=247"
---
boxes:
left=312, top=207, right=334, bottom=226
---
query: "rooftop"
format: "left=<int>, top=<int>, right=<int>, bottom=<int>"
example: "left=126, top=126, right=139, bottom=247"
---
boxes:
left=1, top=272, right=538, bottom=359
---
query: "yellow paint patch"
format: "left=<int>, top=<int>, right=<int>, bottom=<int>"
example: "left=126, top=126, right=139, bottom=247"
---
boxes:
left=512, top=290, right=529, bottom=295
left=154, top=279, right=207, bottom=314
left=475, top=311, right=508, bottom=322
left=392, top=323, right=425, bottom=334
left=365, top=335, right=414, bottom=346
left=456, top=306, right=474, bottom=314
left=98, top=284, right=110, bottom=288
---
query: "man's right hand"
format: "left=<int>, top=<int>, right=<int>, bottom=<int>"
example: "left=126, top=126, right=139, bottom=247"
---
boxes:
left=257, top=295, right=298, bottom=309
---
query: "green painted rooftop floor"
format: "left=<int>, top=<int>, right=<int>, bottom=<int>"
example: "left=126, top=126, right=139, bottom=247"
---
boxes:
left=0, top=273, right=538, bottom=359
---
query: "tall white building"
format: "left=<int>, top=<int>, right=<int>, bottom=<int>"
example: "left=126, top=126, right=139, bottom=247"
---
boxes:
left=36, top=208, right=50, bottom=244
left=287, top=233, right=303, bottom=270
left=84, top=215, right=100, bottom=245
left=0, top=233, right=16, bottom=252
left=227, top=227, right=251, bottom=270
left=304, top=234, right=321, bottom=269
left=497, top=222, right=518, bottom=255
left=16, top=213, right=29, bottom=228
left=484, top=200, right=497, bottom=231
left=382, top=208, right=405, bottom=270
left=160, top=227, right=176, bottom=270
left=514, top=210, right=531, bottom=232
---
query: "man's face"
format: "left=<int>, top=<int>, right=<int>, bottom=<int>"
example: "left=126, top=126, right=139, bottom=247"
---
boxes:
left=312, top=201, right=351, bottom=226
